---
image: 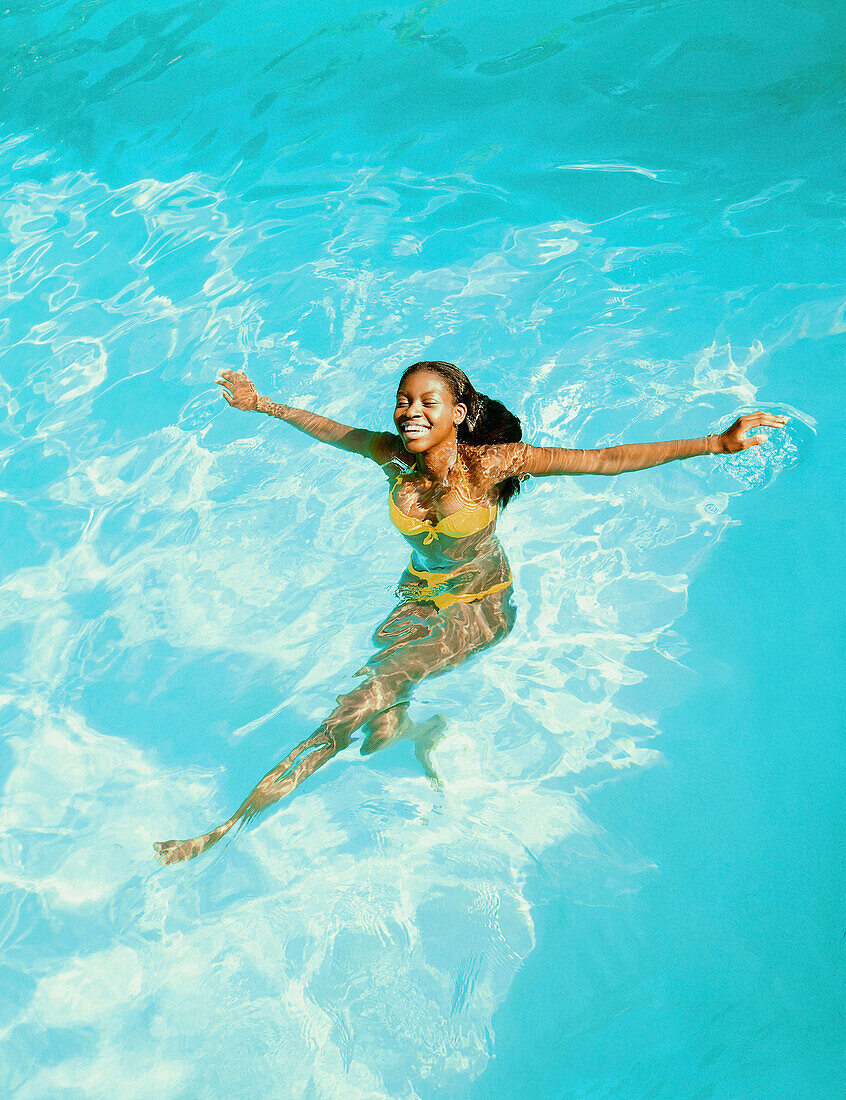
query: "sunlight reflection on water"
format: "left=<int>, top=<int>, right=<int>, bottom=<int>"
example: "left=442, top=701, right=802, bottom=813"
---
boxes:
left=0, top=0, right=839, bottom=1095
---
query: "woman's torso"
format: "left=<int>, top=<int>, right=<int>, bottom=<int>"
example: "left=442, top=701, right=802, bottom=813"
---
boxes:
left=385, top=444, right=512, bottom=598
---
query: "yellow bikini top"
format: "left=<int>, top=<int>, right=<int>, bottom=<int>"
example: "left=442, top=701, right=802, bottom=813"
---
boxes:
left=388, top=451, right=497, bottom=545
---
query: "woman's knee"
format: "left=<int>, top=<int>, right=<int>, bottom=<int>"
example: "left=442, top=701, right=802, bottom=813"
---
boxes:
left=312, top=723, right=355, bottom=754
left=359, top=701, right=410, bottom=755
left=332, top=674, right=416, bottom=730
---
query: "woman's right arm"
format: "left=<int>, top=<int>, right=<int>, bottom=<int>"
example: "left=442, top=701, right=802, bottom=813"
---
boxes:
left=216, top=369, right=399, bottom=463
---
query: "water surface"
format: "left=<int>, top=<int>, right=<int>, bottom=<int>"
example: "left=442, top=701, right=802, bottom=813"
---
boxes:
left=0, top=1, right=843, bottom=1096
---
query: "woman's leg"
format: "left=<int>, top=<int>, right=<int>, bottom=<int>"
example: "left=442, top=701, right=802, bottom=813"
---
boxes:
left=154, top=591, right=516, bottom=864
left=359, top=702, right=448, bottom=788
left=358, top=700, right=412, bottom=754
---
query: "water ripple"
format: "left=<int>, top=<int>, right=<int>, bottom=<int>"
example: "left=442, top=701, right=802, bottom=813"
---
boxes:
left=0, top=0, right=839, bottom=1095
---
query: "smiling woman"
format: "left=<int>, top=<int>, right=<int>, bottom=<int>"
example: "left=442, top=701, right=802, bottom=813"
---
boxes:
left=153, top=361, right=787, bottom=864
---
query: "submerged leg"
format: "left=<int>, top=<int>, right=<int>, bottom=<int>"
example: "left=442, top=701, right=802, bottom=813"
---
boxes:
left=411, top=713, right=448, bottom=790
left=360, top=702, right=448, bottom=789
left=154, top=590, right=515, bottom=865
left=154, top=668, right=424, bottom=865
left=359, top=701, right=412, bottom=755
left=153, top=724, right=348, bottom=864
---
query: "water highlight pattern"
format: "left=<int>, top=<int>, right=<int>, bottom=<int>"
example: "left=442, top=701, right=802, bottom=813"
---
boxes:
left=0, top=1, right=840, bottom=1096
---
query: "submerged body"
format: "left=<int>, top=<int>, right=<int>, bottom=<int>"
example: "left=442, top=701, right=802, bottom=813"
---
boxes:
left=153, top=363, right=787, bottom=864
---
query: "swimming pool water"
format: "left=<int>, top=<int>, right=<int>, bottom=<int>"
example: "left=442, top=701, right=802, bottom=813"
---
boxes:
left=0, top=1, right=843, bottom=1096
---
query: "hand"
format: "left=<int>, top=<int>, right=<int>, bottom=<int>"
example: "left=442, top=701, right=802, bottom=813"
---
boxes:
left=216, top=369, right=258, bottom=412
left=716, top=411, right=788, bottom=454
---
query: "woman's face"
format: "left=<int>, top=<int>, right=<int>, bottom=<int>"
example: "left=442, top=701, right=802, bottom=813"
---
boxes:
left=394, top=371, right=467, bottom=454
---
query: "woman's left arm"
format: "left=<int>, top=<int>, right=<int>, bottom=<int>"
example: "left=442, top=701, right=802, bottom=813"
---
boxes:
left=489, top=411, right=788, bottom=478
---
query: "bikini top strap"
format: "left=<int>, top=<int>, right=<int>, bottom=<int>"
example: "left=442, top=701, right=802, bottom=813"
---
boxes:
left=455, top=449, right=471, bottom=494
left=456, top=448, right=488, bottom=508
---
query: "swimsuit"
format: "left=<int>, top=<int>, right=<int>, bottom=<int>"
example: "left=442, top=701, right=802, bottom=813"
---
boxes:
left=388, top=451, right=513, bottom=609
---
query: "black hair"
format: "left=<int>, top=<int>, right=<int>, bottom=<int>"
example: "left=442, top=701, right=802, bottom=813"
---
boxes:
left=398, top=360, right=523, bottom=508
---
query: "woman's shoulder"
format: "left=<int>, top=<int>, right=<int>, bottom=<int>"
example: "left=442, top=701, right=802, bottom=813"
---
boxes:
left=460, top=441, right=530, bottom=482
left=365, top=431, right=406, bottom=467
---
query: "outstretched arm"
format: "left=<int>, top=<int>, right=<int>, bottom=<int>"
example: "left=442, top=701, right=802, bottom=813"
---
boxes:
left=216, top=369, right=397, bottom=463
left=487, top=411, right=788, bottom=478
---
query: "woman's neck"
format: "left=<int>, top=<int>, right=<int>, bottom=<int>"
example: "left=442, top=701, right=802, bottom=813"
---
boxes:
left=415, top=437, right=459, bottom=484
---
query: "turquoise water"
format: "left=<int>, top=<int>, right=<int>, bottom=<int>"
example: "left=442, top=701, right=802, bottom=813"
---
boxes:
left=1, top=1, right=843, bottom=1096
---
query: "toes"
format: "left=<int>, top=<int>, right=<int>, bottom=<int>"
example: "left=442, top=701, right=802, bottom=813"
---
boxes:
left=153, top=840, right=183, bottom=864
left=154, top=843, right=186, bottom=865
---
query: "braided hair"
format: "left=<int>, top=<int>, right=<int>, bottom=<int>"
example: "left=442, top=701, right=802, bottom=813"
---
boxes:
left=398, top=360, right=523, bottom=508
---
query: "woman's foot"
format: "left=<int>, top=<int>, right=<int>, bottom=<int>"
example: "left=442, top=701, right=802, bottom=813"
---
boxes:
left=153, top=828, right=222, bottom=865
left=154, top=838, right=200, bottom=864
left=410, top=713, right=448, bottom=790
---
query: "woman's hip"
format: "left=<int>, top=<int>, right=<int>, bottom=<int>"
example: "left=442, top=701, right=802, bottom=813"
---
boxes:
left=395, top=556, right=514, bottom=612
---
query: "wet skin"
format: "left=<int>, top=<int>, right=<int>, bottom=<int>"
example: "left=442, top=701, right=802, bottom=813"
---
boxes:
left=154, top=370, right=787, bottom=864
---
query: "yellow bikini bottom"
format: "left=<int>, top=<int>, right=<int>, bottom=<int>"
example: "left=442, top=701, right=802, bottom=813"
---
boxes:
left=396, top=558, right=513, bottom=610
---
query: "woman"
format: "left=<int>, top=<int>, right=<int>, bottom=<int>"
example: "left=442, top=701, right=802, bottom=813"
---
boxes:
left=154, top=361, right=786, bottom=864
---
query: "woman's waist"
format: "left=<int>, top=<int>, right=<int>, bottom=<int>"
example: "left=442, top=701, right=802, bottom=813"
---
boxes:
left=404, top=544, right=511, bottom=595
left=409, top=534, right=507, bottom=570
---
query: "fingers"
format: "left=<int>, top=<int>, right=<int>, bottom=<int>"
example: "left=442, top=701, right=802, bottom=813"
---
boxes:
left=215, top=377, right=237, bottom=405
left=721, top=410, right=788, bottom=453
left=746, top=413, right=788, bottom=441
left=216, top=371, right=254, bottom=407
left=737, top=411, right=788, bottom=429
left=745, top=411, right=788, bottom=427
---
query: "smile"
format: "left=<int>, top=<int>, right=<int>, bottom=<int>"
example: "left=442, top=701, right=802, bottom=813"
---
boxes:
left=401, top=423, right=429, bottom=436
